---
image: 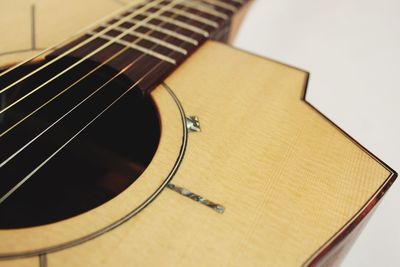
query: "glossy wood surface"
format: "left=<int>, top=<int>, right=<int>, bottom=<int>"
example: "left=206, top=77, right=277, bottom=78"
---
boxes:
left=0, top=0, right=142, bottom=66
left=0, top=41, right=395, bottom=266
left=0, top=0, right=396, bottom=266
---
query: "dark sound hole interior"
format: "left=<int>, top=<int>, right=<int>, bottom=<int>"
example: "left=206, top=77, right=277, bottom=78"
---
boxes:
left=0, top=57, right=161, bottom=228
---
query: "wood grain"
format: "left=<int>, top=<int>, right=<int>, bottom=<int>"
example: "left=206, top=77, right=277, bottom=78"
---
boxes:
left=0, top=41, right=393, bottom=266
left=0, top=0, right=141, bottom=66
left=0, top=0, right=395, bottom=265
left=0, top=257, right=37, bottom=267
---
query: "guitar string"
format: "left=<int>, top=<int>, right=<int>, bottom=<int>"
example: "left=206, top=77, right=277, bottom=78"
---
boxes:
left=0, top=0, right=237, bottom=78
left=0, top=0, right=209, bottom=166
left=0, top=0, right=187, bottom=118
left=0, top=18, right=207, bottom=205
left=0, top=0, right=235, bottom=95
left=0, top=0, right=213, bottom=139
left=0, top=0, right=173, bottom=98
left=0, top=0, right=239, bottom=111
left=0, top=0, right=235, bottom=142
left=0, top=0, right=235, bottom=117
left=0, top=2, right=218, bottom=204
left=0, top=0, right=145, bottom=78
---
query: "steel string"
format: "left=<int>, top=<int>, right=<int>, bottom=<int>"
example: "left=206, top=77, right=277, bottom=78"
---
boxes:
left=0, top=0, right=201, bottom=166
left=0, top=0, right=174, bottom=99
left=0, top=0, right=221, bottom=204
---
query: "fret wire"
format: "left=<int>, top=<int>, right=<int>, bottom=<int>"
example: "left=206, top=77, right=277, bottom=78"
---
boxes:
left=0, top=0, right=203, bottom=142
left=0, top=1, right=209, bottom=205
left=140, top=12, right=210, bottom=37
left=1, top=0, right=226, bottom=144
left=155, top=6, right=219, bottom=28
left=111, top=13, right=199, bottom=45
left=0, top=0, right=169, bottom=96
left=200, top=0, right=238, bottom=12
left=88, top=31, right=176, bottom=64
left=0, top=0, right=214, bottom=141
left=0, top=0, right=184, bottom=115
left=128, top=18, right=199, bottom=45
left=231, top=0, right=245, bottom=4
left=0, top=1, right=187, bottom=168
left=0, top=0, right=148, bottom=79
left=177, top=1, right=229, bottom=20
left=0, top=2, right=192, bottom=141
left=111, top=24, right=188, bottom=54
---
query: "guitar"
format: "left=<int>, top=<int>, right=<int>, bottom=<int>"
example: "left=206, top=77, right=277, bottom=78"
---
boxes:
left=0, top=0, right=397, bottom=266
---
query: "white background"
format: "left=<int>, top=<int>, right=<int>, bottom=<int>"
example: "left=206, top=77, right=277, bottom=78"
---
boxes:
left=234, top=0, right=400, bottom=266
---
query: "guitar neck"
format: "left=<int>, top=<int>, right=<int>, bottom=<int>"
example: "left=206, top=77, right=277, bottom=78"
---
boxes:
left=50, top=0, right=249, bottom=94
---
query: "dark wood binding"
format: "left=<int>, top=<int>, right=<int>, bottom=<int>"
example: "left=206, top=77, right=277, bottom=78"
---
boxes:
left=300, top=75, right=398, bottom=267
left=1, top=1, right=395, bottom=266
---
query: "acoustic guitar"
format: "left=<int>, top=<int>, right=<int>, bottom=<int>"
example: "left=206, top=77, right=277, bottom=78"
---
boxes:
left=0, top=0, right=396, bottom=266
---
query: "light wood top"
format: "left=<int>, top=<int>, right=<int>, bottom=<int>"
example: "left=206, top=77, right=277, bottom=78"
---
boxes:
left=0, top=41, right=391, bottom=266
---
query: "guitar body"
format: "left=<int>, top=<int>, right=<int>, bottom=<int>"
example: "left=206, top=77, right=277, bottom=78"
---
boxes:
left=0, top=40, right=395, bottom=266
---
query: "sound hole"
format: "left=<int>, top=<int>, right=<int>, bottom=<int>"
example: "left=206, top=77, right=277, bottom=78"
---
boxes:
left=0, top=58, right=160, bottom=228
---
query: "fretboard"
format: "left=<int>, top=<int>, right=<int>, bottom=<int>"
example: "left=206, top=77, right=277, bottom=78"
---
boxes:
left=51, top=0, right=249, bottom=93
